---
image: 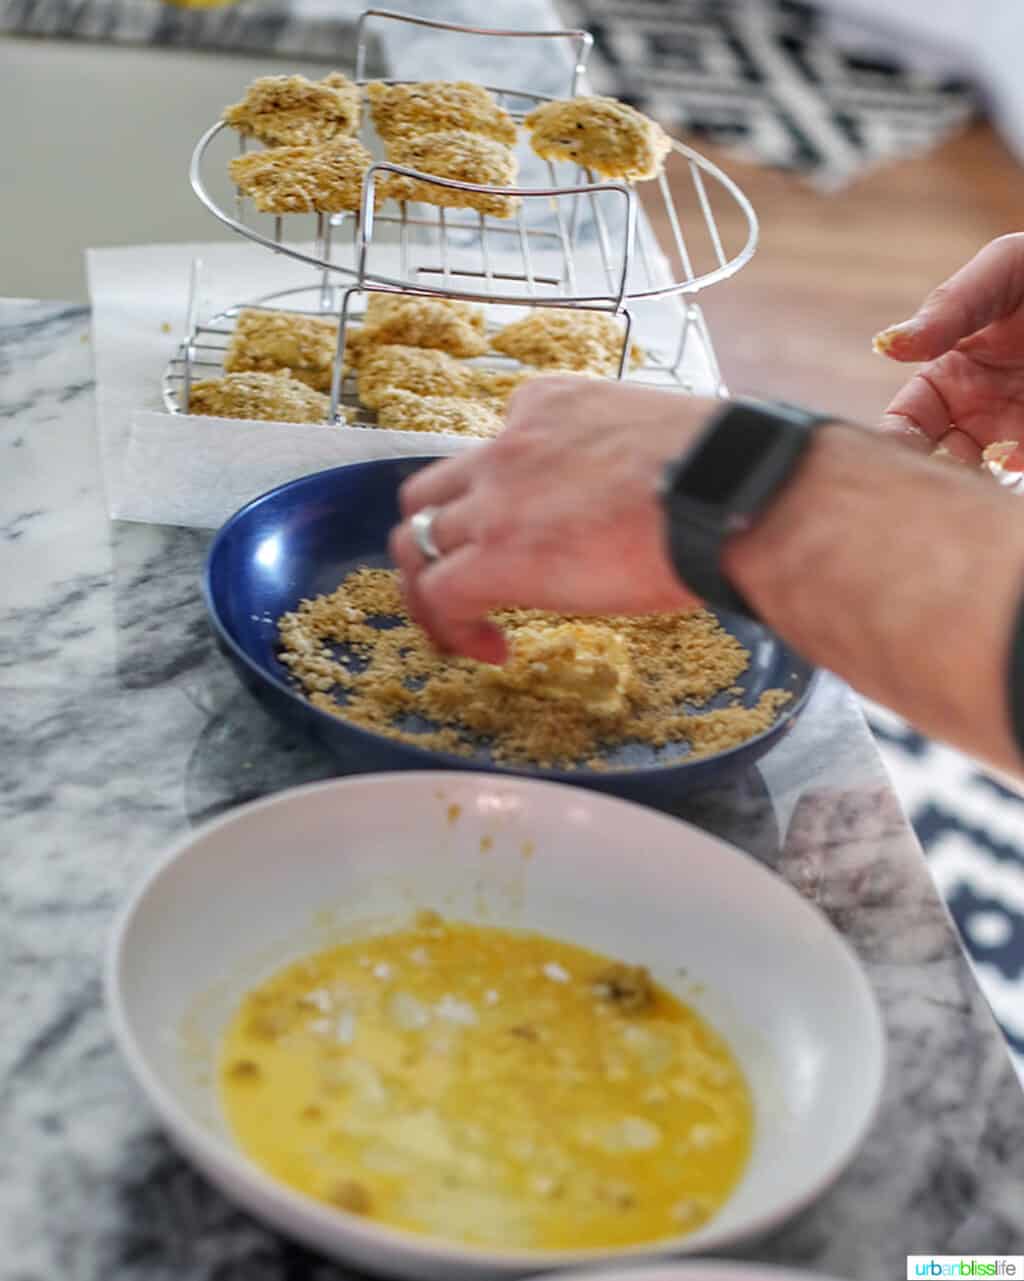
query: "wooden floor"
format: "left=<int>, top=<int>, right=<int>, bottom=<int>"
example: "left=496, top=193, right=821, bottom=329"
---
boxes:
left=642, top=121, right=1024, bottom=426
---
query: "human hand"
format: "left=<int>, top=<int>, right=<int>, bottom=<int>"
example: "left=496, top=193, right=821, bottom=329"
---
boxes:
left=875, top=233, right=1024, bottom=467
left=388, top=377, right=709, bottom=662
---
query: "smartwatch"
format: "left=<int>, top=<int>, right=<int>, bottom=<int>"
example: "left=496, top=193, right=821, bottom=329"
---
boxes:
left=658, top=398, right=831, bottom=619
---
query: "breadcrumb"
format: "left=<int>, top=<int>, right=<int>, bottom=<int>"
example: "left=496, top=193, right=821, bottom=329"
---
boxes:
left=375, top=389, right=503, bottom=438
left=356, top=345, right=532, bottom=410
left=381, top=131, right=520, bottom=218
left=229, top=137, right=373, bottom=214
left=524, top=96, right=671, bottom=182
left=348, top=293, right=489, bottom=364
left=367, top=80, right=516, bottom=145
left=225, top=308, right=342, bottom=392
left=492, top=309, right=645, bottom=375
left=224, top=72, right=360, bottom=146
left=188, top=371, right=329, bottom=423
left=276, top=568, right=791, bottom=768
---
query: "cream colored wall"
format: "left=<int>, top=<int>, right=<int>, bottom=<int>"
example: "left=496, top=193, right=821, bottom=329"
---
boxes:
left=0, top=37, right=335, bottom=299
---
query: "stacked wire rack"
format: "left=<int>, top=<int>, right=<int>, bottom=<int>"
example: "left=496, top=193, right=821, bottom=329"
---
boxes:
left=165, top=7, right=759, bottom=427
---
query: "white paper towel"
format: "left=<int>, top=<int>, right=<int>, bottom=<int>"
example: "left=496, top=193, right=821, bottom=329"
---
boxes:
left=87, top=239, right=717, bottom=529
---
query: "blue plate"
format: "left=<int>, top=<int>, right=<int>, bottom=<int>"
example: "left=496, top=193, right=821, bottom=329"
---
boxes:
left=204, top=458, right=816, bottom=804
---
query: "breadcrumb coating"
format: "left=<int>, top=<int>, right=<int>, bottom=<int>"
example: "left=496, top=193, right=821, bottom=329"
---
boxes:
left=381, top=131, right=520, bottom=218
left=347, top=293, right=489, bottom=363
left=356, top=345, right=532, bottom=410
left=223, top=73, right=360, bottom=146
left=366, top=80, right=516, bottom=145
left=524, top=96, right=671, bottom=182
left=188, top=371, right=330, bottom=423
left=375, top=389, right=504, bottom=438
left=229, top=136, right=373, bottom=214
left=276, top=568, right=791, bottom=769
left=225, top=308, right=342, bottom=392
left=492, top=309, right=645, bottom=375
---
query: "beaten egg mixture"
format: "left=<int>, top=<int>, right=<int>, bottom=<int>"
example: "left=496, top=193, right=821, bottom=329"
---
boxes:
left=220, top=914, right=752, bottom=1250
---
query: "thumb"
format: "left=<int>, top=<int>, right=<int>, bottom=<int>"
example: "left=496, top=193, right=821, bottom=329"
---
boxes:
left=873, top=234, right=1024, bottom=362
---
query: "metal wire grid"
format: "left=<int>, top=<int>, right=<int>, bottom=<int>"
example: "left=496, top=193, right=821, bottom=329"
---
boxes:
left=190, top=10, right=758, bottom=308
left=162, top=279, right=723, bottom=421
left=192, top=115, right=756, bottom=310
left=173, top=7, right=755, bottom=418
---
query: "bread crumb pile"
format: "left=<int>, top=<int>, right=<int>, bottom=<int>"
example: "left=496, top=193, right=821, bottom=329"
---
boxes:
left=277, top=568, right=791, bottom=769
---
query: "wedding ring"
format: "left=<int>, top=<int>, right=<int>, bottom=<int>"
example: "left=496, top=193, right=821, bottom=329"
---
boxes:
left=410, top=506, right=443, bottom=562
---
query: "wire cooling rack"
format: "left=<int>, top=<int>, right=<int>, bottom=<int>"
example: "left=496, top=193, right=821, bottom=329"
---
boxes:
left=168, top=7, right=759, bottom=420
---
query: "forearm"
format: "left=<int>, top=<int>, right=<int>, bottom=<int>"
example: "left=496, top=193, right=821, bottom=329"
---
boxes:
left=721, top=424, right=1024, bottom=775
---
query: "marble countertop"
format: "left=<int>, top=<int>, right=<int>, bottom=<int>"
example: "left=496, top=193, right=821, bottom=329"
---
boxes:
left=4, top=298, right=1024, bottom=1279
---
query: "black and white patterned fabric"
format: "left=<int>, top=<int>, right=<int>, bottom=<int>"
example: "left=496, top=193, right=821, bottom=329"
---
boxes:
left=556, top=0, right=975, bottom=189
left=865, top=703, right=1024, bottom=1081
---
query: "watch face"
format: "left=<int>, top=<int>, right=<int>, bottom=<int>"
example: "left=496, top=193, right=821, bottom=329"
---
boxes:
left=673, top=414, right=780, bottom=506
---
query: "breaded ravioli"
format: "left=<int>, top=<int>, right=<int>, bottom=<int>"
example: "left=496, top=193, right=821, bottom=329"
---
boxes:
left=187, top=371, right=330, bottom=423
left=366, top=80, right=516, bottom=145
left=225, top=309, right=342, bottom=392
left=223, top=73, right=360, bottom=146
left=491, top=309, right=645, bottom=375
left=375, top=389, right=503, bottom=438
left=229, top=137, right=373, bottom=214
left=524, top=96, right=671, bottom=181
left=381, top=131, right=520, bottom=218
left=356, top=345, right=532, bottom=409
left=347, top=293, right=488, bottom=363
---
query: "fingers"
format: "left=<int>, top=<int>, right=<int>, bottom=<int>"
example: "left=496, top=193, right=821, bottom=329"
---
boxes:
left=933, top=428, right=982, bottom=466
left=877, top=414, right=932, bottom=452
left=882, top=369, right=952, bottom=441
left=398, top=451, right=479, bottom=518
left=874, top=234, right=1024, bottom=362
left=389, top=500, right=509, bottom=662
left=415, top=545, right=509, bottom=662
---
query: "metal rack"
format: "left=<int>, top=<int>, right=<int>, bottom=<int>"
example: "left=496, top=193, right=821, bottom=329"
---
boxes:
left=167, top=7, right=760, bottom=423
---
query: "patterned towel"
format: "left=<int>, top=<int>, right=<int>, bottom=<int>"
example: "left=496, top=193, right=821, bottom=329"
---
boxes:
left=556, top=0, right=975, bottom=189
left=865, top=703, right=1024, bottom=1081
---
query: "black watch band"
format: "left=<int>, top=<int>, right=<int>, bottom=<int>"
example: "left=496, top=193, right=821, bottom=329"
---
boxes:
left=659, top=399, right=831, bottom=620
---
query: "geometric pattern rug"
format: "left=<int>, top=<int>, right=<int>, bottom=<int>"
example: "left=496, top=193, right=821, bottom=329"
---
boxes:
left=556, top=0, right=975, bottom=190
left=865, top=702, right=1024, bottom=1083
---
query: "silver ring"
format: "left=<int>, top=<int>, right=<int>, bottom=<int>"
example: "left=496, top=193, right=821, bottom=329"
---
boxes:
left=410, top=506, right=442, bottom=562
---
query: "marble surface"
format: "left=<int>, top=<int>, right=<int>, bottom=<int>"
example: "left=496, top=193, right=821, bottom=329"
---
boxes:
left=4, top=299, right=1024, bottom=1279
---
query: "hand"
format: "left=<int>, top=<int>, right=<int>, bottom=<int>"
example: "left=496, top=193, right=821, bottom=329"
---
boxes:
left=389, top=377, right=709, bottom=661
left=875, top=233, right=1024, bottom=467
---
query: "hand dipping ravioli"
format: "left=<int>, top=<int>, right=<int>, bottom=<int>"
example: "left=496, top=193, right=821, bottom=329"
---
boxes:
left=220, top=913, right=752, bottom=1250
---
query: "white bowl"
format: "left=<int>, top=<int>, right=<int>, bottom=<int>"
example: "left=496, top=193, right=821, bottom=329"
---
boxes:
left=544, top=1265, right=846, bottom=1281
left=105, top=772, right=884, bottom=1280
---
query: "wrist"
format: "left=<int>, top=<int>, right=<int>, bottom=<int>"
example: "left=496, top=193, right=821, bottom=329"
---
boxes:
left=720, top=421, right=854, bottom=625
